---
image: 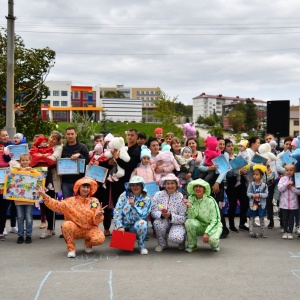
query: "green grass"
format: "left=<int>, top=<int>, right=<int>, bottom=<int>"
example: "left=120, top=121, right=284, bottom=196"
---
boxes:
left=56, top=122, right=183, bottom=141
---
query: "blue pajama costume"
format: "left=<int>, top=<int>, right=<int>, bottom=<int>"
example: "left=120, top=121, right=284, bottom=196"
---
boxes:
left=114, top=191, right=151, bottom=250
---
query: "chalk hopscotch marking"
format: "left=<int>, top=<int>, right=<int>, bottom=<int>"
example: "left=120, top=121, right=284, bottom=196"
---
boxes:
left=35, top=254, right=117, bottom=299
left=34, top=270, right=113, bottom=300
left=288, top=251, right=300, bottom=258
left=290, top=270, right=300, bottom=280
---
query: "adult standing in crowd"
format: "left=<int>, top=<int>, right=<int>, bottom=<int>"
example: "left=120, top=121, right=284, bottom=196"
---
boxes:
left=246, top=136, right=261, bottom=183
left=186, top=137, right=203, bottom=179
left=109, top=129, right=141, bottom=209
left=224, top=139, right=249, bottom=232
left=61, top=126, right=90, bottom=198
left=40, top=131, right=63, bottom=238
left=198, top=137, right=229, bottom=238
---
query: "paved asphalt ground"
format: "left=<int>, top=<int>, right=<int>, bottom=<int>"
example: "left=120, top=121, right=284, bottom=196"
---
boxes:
left=0, top=218, right=300, bottom=300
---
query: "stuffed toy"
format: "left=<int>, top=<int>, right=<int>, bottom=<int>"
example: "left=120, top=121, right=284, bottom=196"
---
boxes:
left=258, top=143, right=276, bottom=165
left=155, top=144, right=180, bottom=181
left=182, top=123, right=196, bottom=143
left=105, top=137, right=130, bottom=181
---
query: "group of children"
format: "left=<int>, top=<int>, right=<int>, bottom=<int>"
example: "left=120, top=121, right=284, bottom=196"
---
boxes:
left=0, top=129, right=55, bottom=243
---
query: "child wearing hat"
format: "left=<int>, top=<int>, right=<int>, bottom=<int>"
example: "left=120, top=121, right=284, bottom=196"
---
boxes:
left=29, top=135, right=54, bottom=167
left=89, top=143, right=109, bottom=165
left=131, top=145, right=157, bottom=183
left=247, top=164, right=269, bottom=238
left=154, top=128, right=164, bottom=149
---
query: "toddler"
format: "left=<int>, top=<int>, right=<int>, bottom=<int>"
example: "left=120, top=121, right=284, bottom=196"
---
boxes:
left=199, top=136, right=221, bottom=182
left=89, top=143, right=109, bottom=166
left=278, top=164, right=300, bottom=239
left=269, top=140, right=277, bottom=156
left=131, top=145, right=156, bottom=183
left=247, top=164, right=269, bottom=238
left=176, top=146, right=195, bottom=197
left=89, top=134, right=104, bottom=157
left=29, top=135, right=54, bottom=167
left=14, top=153, right=35, bottom=244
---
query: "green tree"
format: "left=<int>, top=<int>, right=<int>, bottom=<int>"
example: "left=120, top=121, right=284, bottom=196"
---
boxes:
left=244, top=99, right=258, bottom=131
left=196, top=115, right=205, bottom=124
left=70, top=112, right=97, bottom=149
left=99, top=109, right=113, bottom=135
left=0, top=29, right=56, bottom=141
left=227, top=110, right=246, bottom=132
left=102, top=91, right=125, bottom=98
left=208, top=125, right=224, bottom=138
left=203, top=115, right=215, bottom=126
left=153, top=91, right=181, bottom=131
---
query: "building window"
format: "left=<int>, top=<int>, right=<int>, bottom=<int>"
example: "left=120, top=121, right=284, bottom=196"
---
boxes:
left=294, top=120, right=299, bottom=126
left=72, top=91, right=80, bottom=99
left=61, top=91, right=68, bottom=96
left=53, top=90, right=59, bottom=96
left=61, top=101, right=68, bottom=106
left=53, top=111, right=67, bottom=119
left=83, top=91, right=88, bottom=100
left=294, top=131, right=299, bottom=137
left=53, top=101, right=59, bottom=106
left=47, top=91, right=50, bottom=96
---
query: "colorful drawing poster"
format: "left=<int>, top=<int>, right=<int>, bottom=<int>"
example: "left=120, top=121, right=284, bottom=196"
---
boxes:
left=229, top=156, right=248, bottom=170
left=85, top=165, right=108, bottom=183
left=295, top=173, right=300, bottom=188
left=7, top=144, right=29, bottom=160
left=212, top=154, right=232, bottom=175
left=144, top=181, right=159, bottom=198
left=3, top=169, right=45, bottom=202
left=57, top=158, right=79, bottom=175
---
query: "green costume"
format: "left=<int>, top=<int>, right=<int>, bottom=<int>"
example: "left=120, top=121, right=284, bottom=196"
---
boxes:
left=185, top=179, right=222, bottom=251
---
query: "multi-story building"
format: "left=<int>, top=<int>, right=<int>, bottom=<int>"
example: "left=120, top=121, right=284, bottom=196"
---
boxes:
left=290, top=106, right=300, bottom=137
left=42, top=81, right=103, bottom=122
left=192, top=93, right=266, bottom=121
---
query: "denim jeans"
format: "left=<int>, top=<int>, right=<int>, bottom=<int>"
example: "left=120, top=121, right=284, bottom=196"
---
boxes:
left=61, top=182, right=75, bottom=199
left=16, top=205, right=33, bottom=237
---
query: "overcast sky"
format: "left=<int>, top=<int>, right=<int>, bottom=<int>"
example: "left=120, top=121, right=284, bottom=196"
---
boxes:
left=1, top=0, right=300, bottom=105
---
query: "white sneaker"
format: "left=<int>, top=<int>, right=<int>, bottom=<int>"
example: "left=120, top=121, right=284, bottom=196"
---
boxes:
left=288, top=233, right=294, bottom=240
left=140, top=248, right=148, bottom=255
left=296, top=227, right=300, bottom=235
left=67, top=251, right=76, bottom=258
left=85, top=247, right=93, bottom=253
left=244, top=223, right=249, bottom=228
left=3, top=228, right=7, bottom=236
left=282, top=233, right=288, bottom=239
left=10, top=227, right=18, bottom=234
left=254, top=221, right=260, bottom=227
left=155, top=245, right=165, bottom=252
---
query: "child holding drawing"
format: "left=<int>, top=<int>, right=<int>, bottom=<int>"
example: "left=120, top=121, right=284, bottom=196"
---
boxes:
left=14, top=153, right=35, bottom=244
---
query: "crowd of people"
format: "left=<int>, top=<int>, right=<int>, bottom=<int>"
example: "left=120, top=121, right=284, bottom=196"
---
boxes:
left=0, top=126, right=299, bottom=258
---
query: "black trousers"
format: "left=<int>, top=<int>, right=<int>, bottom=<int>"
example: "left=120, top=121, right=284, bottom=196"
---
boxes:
left=94, top=183, right=111, bottom=231
left=40, top=190, right=56, bottom=230
left=281, top=208, right=297, bottom=233
left=266, top=184, right=275, bottom=221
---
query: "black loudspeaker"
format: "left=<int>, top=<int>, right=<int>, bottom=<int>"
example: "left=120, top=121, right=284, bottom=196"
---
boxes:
left=267, top=100, right=290, bottom=137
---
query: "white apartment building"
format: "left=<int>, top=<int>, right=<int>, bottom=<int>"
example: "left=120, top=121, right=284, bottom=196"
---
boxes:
left=193, top=93, right=266, bottom=121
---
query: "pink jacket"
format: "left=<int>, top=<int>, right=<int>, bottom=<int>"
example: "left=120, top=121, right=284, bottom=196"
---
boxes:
left=278, top=176, right=300, bottom=210
left=131, top=164, right=156, bottom=183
